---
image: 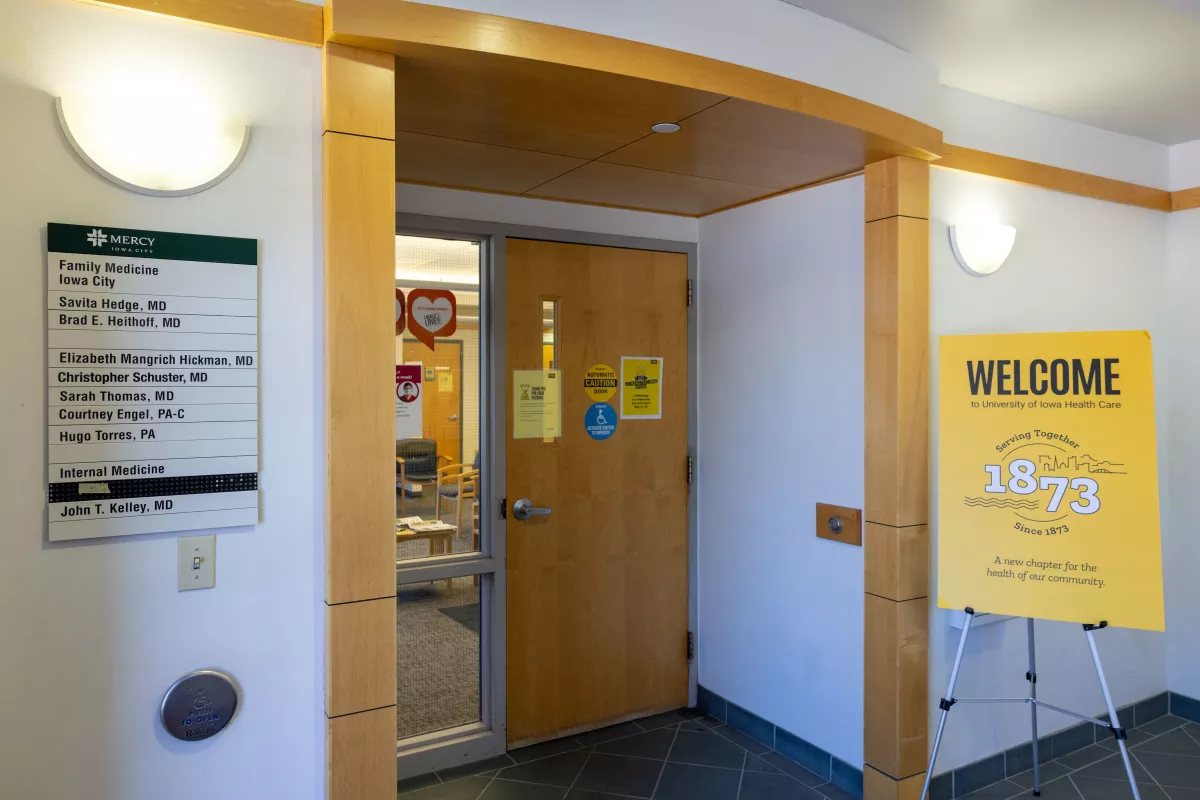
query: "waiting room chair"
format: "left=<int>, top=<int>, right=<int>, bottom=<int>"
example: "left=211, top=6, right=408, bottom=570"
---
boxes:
left=396, top=438, right=449, bottom=517
left=436, top=451, right=480, bottom=533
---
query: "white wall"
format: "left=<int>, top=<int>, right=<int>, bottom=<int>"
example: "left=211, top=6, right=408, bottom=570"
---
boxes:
left=697, top=177, right=866, bottom=765
left=929, top=168, right=1170, bottom=771
left=1165, top=207, right=1200, bottom=700
left=942, top=87, right=1169, bottom=189
left=397, top=184, right=699, bottom=242
left=0, top=2, right=323, bottom=798
left=1165, top=140, right=1200, bottom=699
left=392, top=0, right=940, bottom=128
left=1168, top=139, right=1200, bottom=190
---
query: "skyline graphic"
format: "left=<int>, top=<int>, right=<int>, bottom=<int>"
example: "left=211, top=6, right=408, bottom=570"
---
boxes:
left=1036, top=454, right=1126, bottom=475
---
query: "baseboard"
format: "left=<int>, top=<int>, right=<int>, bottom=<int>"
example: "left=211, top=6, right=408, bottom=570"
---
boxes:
left=697, top=685, right=864, bottom=798
left=1172, top=690, right=1200, bottom=723
left=697, top=686, right=1200, bottom=800
left=929, top=690, right=1186, bottom=799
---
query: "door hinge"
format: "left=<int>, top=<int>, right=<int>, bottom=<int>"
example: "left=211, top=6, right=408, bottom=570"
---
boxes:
left=687, top=631, right=695, bottom=661
left=499, top=497, right=507, bottom=519
left=687, top=453, right=694, bottom=485
left=686, top=278, right=694, bottom=307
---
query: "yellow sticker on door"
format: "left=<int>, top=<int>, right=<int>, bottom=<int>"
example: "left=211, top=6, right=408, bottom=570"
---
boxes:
left=513, top=369, right=561, bottom=439
left=584, top=364, right=618, bottom=402
left=620, top=357, right=662, bottom=420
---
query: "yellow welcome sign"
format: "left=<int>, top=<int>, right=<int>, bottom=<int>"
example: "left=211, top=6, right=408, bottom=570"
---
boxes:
left=938, top=331, right=1164, bottom=631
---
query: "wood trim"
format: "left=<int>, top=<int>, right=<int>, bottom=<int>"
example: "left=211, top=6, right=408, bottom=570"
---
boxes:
left=326, top=598, right=397, bottom=717
left=864, top=764, right=927, bottom=800
left=936, top=144, right=1172, bottom=212
left=1173, top=187, right=1200, bottom=212
left=865, top=214, right=929, bottom=528
left=323, top=42, right=397, bottom=138
left=325, top=0, right=943, bottom=160
left=816, top=503, right=863, bottom=547
left=323, top=40, right=397, bottom=800
left=401, top=144, right=1200, bottom=218
left=864, top=523, right=928, bottom=602
left=79, top=0, right=322, bottom=46
left=864, top=157, right=930, bottom=799
left=866, top=158, right=929, bottom=223
left=864, top=594, right=929, bottom=780
left=327, top=707, right=398, bottom=800
left=325, top=129, right=397, bottom=605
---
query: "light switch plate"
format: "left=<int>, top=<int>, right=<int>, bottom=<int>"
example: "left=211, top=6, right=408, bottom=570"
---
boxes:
left=178, top=535, right=216, bottom=591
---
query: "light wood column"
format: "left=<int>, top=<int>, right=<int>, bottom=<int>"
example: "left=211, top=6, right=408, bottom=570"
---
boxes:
left=864, top=157, right=931, bottom=797
left=323, top=39, right=397, bottom=800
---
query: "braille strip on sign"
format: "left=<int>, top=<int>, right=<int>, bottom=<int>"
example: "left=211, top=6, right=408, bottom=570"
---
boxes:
left=48, top=473, right=258, bottom=503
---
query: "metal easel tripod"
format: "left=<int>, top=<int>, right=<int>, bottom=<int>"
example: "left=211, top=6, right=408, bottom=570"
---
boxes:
left=919, top=609, right=1141, bottom=800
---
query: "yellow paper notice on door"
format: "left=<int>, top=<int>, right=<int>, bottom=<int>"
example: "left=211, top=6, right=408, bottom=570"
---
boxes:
left=621, top=357, right=663, bottom=419
left=513, top=369, right=561, bottom=439
left=938, top=331, right=1164, bottom=631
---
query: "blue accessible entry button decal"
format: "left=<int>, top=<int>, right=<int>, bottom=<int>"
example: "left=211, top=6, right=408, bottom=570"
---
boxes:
left=584, top=402, right=617, bottom=441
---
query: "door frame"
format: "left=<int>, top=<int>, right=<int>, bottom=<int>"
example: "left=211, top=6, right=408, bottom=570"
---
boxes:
left=396, top=212, right=700, bottom=773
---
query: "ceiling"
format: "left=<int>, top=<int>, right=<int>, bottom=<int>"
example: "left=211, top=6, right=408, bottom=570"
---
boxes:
left=392, top=42, right=918, bottom=216
left=779, top=0, right=1200, bottom=145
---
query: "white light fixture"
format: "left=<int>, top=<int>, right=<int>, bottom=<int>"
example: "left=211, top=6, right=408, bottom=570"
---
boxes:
left=651, top=122, right=681, bottom=134
left=56, top=93, right=250, bottom=197
left=949, top=224, right=1016, bottom=277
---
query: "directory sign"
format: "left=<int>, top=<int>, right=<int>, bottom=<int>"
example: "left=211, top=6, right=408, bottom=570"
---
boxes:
left=938, top=331, right=1164, bottom=630
left=47, top=223, right=259, bottom=541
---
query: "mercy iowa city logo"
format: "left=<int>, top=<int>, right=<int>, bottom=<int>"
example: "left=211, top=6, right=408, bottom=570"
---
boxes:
left=84, top=228, right=156, bottom=254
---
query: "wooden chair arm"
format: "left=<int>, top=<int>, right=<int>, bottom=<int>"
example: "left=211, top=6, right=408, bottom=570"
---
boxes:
left=437, top=462, right=478, bottom=480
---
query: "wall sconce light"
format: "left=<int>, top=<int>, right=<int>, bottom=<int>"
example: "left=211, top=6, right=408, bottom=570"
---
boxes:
left=56, top=93, right=250, bottom=197
left=949, top=224, right=1016, bottom=277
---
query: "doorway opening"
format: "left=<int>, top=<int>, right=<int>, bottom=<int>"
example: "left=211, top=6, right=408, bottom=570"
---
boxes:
left=392, top=219, right=699, bottom=781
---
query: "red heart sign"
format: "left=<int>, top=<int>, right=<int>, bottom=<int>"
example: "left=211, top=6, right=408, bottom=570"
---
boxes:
left=395, top=289, right=406, bottom=336
left=407, top=289, right=457, bottom=350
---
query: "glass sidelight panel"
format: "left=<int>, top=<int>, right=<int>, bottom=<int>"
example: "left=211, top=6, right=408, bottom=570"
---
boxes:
left=541, top=298, right=560, bottom=444
left=396, top=576, right=482, bottom=740
left=541, top=298, right=558, bottom=370
left=394, top=229, right=498, bottom=764
left=395, top=235, right=482, bottom=562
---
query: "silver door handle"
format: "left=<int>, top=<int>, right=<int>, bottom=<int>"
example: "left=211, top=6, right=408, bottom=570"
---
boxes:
left=448, top=414, right=459, bottom=421
left=512, top=498, right=551, bottom=521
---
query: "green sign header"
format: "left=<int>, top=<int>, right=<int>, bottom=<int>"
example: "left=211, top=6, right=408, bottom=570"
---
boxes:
left=48, top=223, right=257, bottom=265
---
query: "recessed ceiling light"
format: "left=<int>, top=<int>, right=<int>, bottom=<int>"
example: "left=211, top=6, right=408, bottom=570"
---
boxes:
left=651, top=122, right=681, bottom=134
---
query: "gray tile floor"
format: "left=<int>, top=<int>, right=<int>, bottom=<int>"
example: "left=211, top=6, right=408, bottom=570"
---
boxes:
left=397, top=709, right=862, bottom=799
left=961, top=716, right=1200, bottom=800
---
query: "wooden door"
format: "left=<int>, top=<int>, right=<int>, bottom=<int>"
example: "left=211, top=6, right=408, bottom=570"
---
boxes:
left=405, top=339, right=463, bottom=464
left=505, top=238, right=689, bottom=747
